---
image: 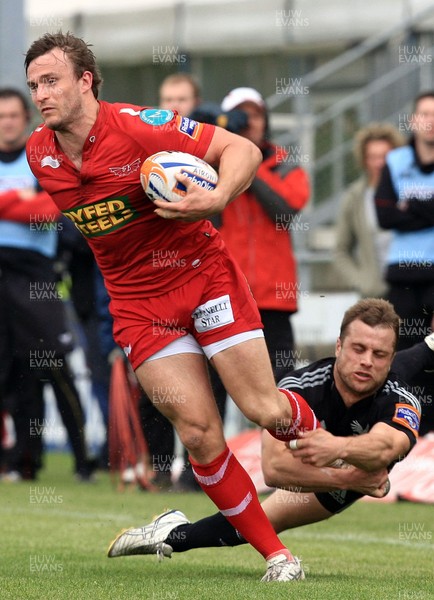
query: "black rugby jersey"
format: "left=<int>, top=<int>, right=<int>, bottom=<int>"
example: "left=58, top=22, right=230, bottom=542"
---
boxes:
left=277, top=349, right=426, bottom=513
left=278, top=357, right=421, bottom=455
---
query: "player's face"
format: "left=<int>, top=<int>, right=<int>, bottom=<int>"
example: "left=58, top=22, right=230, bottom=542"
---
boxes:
left=0, top=97, right=28, bottom=149
left=236, top=102, right=266, bottom=147
left=26, top=48, right=87, bottom=132
left=334, top=319, right=396, bottom=405
left=411, top=97, right=434, bottom=145
left=159, top=81, right=198, bottom=117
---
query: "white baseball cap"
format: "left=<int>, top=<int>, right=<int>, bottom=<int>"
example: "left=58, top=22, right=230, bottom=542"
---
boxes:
left=221, top=87, right=266, bottom=112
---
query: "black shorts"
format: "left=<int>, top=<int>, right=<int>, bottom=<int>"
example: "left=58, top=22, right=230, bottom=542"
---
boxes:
left=315, top=490, right=363, bottom=514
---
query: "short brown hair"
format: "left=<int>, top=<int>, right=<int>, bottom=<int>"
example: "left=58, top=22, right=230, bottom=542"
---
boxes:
left=159, top=73, right=201, bottom=101
left=339, top=298, right=400, bottom=350
left=353, top=122, right=405, bottom=168
left=0, top=87, right=30, bottom=117
left=25, top=31, right=103, bottom=99
left=413, top=91, right=434, bottom=112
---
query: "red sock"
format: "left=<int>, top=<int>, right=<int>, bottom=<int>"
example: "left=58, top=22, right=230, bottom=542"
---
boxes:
left=267, top=388, right=320, bottom=442
left=190, top=446, right=292, bottom=560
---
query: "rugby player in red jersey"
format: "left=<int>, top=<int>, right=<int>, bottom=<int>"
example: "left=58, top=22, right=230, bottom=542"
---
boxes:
left=25, top=31, right=320, bottom=582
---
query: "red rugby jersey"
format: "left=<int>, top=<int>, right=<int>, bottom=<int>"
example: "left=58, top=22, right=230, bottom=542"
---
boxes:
left=26, top=102, right=224, bottom=299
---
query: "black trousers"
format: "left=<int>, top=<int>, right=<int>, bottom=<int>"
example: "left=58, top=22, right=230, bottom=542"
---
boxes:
left=388, top=281, right=434, bottom=435
left=0, top=248, right=90, bottom=476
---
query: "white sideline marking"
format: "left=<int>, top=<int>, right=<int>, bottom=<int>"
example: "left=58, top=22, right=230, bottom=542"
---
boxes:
left=285, top=530, right=434, bottom=551
left=2, top=507, right=433, bottom=551
left=0, top=506, right=136, bottom=523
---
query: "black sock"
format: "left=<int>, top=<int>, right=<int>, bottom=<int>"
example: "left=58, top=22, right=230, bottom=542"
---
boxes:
left=166, top=512, right=246, bottom=552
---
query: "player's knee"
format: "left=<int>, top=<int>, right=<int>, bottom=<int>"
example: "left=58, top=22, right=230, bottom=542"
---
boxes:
left=177, top=423, right=214, bottom=453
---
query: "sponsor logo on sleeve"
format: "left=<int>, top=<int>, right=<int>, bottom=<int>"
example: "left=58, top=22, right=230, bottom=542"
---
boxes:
left=177, top=116, right=203, bottom=139
left=139, top=109, right=174, bottom=126
left=392, top=403, right=421, bottom=436
left=192, top=294, right=234, bottom=332
left=119, top=108, right=141, bottom=117
left=41, top=156, right=61, bottom=169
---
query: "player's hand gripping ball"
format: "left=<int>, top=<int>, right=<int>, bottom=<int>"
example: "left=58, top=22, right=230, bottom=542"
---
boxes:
left=140, top=151, right=218, bottom=203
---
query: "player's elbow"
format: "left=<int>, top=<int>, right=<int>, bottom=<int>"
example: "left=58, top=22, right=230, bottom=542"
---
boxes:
left=262, top=462, right=277, bottom=487
left=251, top=142, right=262, bottom=169
left=263, top=468, right=280, bottom=489
left=364, top=445, right=396, bottom=471
left=262, top=456, right=292, bottom=488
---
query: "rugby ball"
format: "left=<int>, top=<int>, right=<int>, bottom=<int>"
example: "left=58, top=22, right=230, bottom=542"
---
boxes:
left=140, top=151, right=218, bottom=203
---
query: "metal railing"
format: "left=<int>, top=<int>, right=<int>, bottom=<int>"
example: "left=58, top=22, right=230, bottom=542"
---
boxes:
left=264, top=7, right=434, bottom=287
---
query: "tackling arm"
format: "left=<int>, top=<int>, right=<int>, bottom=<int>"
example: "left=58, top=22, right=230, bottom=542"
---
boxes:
left=291, top=422, right=411, bottom=472
left=261, top=430, right=389, bottom=496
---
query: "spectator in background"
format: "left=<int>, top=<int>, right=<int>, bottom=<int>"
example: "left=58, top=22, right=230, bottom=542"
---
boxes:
left=159, top=73, right=201, bottom=116
left=333, top=122, right=404, bottom=298
left=375, top=91, right=434, bottom=434
left=57, top=217, right=112, bottom=469
left=215, top=87, right=309, bottom=384
left=0, top=87, right=95, bottom=481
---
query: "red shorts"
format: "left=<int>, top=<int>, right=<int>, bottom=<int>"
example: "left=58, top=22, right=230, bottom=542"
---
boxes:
left=110, top=251, right=263, bottom=369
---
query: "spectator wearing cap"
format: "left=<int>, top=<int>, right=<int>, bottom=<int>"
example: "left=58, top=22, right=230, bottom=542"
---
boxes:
left=210, top=87, right=310, bottom=412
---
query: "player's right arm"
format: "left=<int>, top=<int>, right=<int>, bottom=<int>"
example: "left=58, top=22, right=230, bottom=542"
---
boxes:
left=153, top=126, right=262, bottom=221
left=261, top=430, right=389, bottom=497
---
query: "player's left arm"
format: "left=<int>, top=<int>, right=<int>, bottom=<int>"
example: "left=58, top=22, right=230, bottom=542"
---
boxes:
left=153, top=127, right=262, bottom=221
left=291, top=422, right=411, bottom=472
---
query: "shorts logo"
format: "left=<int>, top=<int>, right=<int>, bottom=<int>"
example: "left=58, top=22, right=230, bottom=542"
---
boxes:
left=392, top=403, right=421, bottom=436
left=329, top=490, right=347, bottom=505
left=192, top=294, right=234, bottom=333
left=140, top=109, right=174, bottom=126
left=177, top=116, right=202, bottom=139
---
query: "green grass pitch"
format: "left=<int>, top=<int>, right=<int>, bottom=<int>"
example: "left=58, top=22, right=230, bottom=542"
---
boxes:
left=1, top=452, right=433, bottom=600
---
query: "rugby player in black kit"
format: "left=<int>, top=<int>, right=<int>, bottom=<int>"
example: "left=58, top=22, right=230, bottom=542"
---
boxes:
left=108, top=298, right=432, bottom=560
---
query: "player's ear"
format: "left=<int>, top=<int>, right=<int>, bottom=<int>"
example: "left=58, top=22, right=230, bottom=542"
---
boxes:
left=335, top=337, right=342, bottom=357
left=80, top=71, right=94, bottom=94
